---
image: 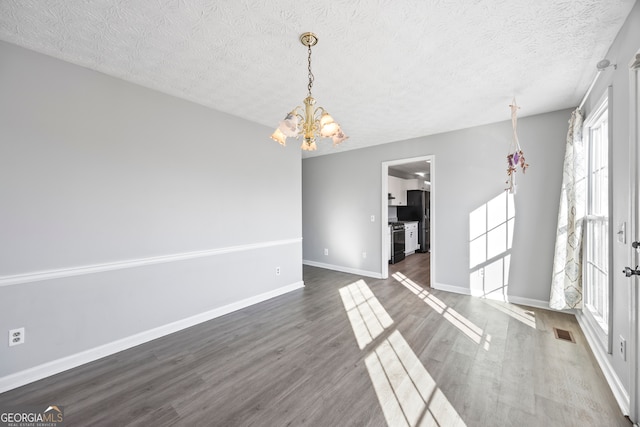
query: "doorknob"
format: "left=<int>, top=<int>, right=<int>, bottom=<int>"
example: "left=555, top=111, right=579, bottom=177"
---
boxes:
left=623, top=266, right=640, bottom=277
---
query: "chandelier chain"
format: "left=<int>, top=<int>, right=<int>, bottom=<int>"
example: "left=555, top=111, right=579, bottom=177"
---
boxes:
left=307, top=44, right=314, bottom=97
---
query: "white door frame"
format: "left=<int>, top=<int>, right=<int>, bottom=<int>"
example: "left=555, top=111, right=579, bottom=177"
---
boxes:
left=381, top=155, right=435, bottom=286
left=629, top=51, right=640, bottom=425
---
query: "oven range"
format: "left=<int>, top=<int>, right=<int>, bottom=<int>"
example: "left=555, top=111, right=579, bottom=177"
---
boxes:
left=389, top=222, right=405, bottom=264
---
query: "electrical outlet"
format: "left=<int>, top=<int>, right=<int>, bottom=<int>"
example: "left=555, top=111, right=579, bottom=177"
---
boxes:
left=620, top=336, right=626, bottom=361
left=324, top=248, right=329, bottom=256
left=362, top=252, right=367, bottom=259
left=275, top=267, right=281, bottom=276
left=370, top=215, right=375, bottom=222
left=9, top=327, right=25, bottom=347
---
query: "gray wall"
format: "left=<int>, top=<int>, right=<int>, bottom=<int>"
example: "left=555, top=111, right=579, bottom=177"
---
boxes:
left=578, top=1, right=640, bottom=402
left=302, top=1, right=640, bottom=408
left=0, top=41, right=303, bottom=381
left=303, top=108, right=571, bottom=305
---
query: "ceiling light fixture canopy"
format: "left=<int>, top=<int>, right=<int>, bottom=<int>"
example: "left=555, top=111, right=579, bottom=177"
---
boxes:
left=596, top=58, right=616, bottom=71
left=271, top=32, right=347, bottom=151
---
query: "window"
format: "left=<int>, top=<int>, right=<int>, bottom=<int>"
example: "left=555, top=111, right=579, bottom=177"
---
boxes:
left=583, top=94, right=611, bottom=349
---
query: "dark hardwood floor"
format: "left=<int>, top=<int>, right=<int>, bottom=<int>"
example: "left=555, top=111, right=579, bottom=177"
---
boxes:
left=0, top=253, right=631, bottom=426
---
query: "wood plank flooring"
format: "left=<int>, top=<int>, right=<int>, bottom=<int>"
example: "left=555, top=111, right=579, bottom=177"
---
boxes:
left=0, top=253, right=631, bottom=426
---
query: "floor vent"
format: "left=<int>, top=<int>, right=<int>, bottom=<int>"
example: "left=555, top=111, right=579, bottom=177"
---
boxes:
left=553, top=327, right=576, bottom=343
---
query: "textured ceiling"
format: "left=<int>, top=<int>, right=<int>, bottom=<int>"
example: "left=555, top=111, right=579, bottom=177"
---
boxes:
left=390, top=161, right=431, bottom=180
left=0, top=0, right=635, bottom=158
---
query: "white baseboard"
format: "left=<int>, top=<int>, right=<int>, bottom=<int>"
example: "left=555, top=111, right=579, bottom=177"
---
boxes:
left=431, top=283, right=561, bottom=312
left=302, top=260, right=383, bottom=279
left=0, top=281, right=304, bottom=394
left=430, top=282, right=471, bottom=295
left=505, top=295, right=554, bottom=311
left=575, top=311, right=630, bottom=416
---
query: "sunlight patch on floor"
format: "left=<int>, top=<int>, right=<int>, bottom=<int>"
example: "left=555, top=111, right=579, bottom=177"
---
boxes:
left=366, top=330, right=467, bottom=427
left=339, top=279, right=467, bottom=426
left=480, top=298, right=537, bottom=328
left=339, top=279, right=394, bottom=349
left=392, top=272, right=491, bottom=349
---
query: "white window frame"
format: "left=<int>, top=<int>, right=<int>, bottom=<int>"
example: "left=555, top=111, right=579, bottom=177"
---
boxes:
left=582, top=89, right=613, bottom=353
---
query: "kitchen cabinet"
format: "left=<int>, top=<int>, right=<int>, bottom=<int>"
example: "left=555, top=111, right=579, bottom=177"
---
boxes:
left=406, top=178, right=430, bottom=191
left=404, top=221, right=418, bottom=254
left=388, top=176, right=407, bottom=206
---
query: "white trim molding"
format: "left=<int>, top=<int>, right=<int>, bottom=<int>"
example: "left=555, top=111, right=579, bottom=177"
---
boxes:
left=432, top=282, right=572, bottom=313
left=302, top=260, right=383, bottom=279
left=576, top=310, right=630, bottom=416
left=0, top=238, right=302, bottom=287
left=0, top=280, right=304, bottom=394
left=506, top=295, right=563, bottom=312
left=431, top=282, right=472, bottom=296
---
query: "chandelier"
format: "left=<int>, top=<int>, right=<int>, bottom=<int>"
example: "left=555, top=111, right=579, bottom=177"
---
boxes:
left=270, top=32, right=348, bottom=151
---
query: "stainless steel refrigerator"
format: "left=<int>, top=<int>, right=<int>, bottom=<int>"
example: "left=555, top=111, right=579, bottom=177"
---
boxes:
left=397, top=190, right=430, bottom=252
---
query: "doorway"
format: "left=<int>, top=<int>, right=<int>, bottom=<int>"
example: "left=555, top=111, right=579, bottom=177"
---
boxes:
left=381, top=155, right=435, bottom=287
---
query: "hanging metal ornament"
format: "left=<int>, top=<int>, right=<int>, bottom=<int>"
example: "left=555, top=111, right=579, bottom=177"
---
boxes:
left=506, top=98, right=529, bottom=194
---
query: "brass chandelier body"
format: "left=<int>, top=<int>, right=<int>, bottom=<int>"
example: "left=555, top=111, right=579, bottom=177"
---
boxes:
left=271, top=32, right=347, bottom=151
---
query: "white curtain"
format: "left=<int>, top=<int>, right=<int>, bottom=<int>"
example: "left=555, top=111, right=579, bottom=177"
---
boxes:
left=550, top=109, right=586, bottom=310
